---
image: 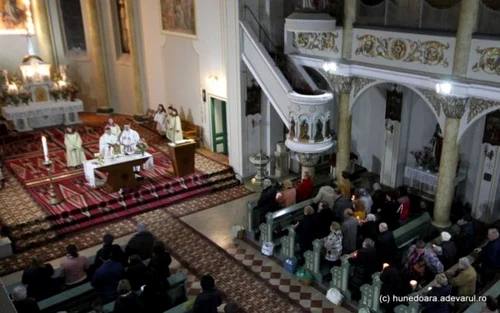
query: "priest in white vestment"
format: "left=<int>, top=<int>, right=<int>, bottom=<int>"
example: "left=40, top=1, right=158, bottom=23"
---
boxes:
left=166, top=107, right=183, bottom=143
left=99, top=127, right=118, bottom=156
left=154, top=104, right=167, bottom=135
left=64, top=127, right=87, bottom=168
left=106, top=118, right=121, bottom=137
left=118, top=123, right=141, bottom=172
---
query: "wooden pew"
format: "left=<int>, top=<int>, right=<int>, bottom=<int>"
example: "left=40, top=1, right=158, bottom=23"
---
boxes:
left=463, top=279, right=500, bottom=313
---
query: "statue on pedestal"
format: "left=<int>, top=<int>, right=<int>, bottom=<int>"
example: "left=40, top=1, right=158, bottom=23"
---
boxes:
left=289, top=117, right=296, bottom=138
left=299, top=120, right=309, bottom=140
left=315, top=119, right=323, bottom=141
left=430, top=123, right=443, bottom=166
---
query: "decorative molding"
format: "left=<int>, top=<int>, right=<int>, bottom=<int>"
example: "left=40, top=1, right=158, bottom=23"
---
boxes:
left=417, top=88, right=441, bottom=117
left=468, top=98, right=500, bottom=123
left=287, top=91, right=334, bottom=105
left=352, top=77, right=376, bottom=100
left=441, top=96, right=467, bottom=119
left=326, top=74, right=353, bottom=94
left=293, top=32, right=339, bottom=53
left=296, top=152, right=321, bottom=167
left=472, top=47, right=500, bottom=76
left=355, top=35, right=450, bottom=68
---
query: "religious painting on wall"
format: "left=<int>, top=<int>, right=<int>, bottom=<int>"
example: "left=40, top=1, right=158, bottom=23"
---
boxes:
left=0, top=0, right=28, bottom=34
left=115, top=0, right=131, bottom=54
left=483, top=110, right=500, bottom=146
left=385, top=87, right=403, bottom=122
left=245, top=81, right=261, bottom=116
left=159, top=0, right=197, bottom=38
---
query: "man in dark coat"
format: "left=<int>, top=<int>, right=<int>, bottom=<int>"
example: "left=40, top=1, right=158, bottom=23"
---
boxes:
left=294, top=206, right=319, bottom=253
left=193, top=275, right=223, bottom=313
left=348, top=238, right=377, bottom=300
left=376, top=223, right=398, bottom=268
left=91, top=249, right=124, bottom=303
left=317, top=201, right=335, bottom=239
left=332, top=187, right=351, bottom=223
left=476, top=228, right=500, bottom=285
left=21, top=256, right=55, bottom=300
left=148, top=241, right=172, bottom=281
left=380, top=265, right=402, bottom=313
left=433, top=232, right=457, bottom=270
left=342, top=209, right=358, bottom=254
left=256, top=179, right=278, bottom=224
left=125, top=254, right=150, bottom=291
left=93, top=233, right=126, bottom=271
left=379, top=191, right=400, bottom=231
left=125, top=222, right=156, bottom=260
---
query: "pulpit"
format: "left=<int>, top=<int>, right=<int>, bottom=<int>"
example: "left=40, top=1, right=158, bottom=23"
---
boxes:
left=168, top=140, right=196, bottom=177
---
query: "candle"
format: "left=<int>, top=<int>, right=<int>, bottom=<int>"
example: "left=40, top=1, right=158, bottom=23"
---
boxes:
left=41, top=136, right=49, bottom=162
left=383, top=263, right=389, bottom=270
left=410, top=280, right=417, bottom=290
left=251, top=178, right=256, bottom=184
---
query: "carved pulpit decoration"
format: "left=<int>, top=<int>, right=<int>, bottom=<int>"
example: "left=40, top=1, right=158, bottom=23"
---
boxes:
left=483, top=110, right=500, bottom=146
left=245, top=80, right=261, bottom=116
left=385, top=85, right=403, bottom=122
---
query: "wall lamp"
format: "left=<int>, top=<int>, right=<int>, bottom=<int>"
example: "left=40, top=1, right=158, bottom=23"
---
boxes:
left=207, top=75, right=218, bottom=86
left=435, top=82, right=452, bottom=95
left=322, top=62, right=337, bottom=73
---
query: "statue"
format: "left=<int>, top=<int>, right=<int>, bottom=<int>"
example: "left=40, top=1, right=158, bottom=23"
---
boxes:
left=59, top=65, right=68, bottom=81
left=289, top=117, right=296, bottom=138
left=315, top=119, right=323, bottom=141
left=299, top=120, right=309, bottom=140
left=430, top=123, right=443, bottom=166
left=325, top=117, right=331, bottom=138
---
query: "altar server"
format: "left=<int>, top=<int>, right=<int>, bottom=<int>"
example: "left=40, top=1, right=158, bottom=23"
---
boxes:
left=166, top=106, right=183, bottom=143
left=154, top=104, right=167, bottom=135
left=106, top=118, right=121, bottom=137
left=118, top=123, right=141, bottom=172
left=64, top=127, right=87, bottom=168
left=99, top=127, right=118, bottom=155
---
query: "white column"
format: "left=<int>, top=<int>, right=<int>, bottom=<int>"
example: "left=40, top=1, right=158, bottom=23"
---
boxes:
left=380, top=119, right=401, bottom=187
left=473, top=144, right=500, bottom=222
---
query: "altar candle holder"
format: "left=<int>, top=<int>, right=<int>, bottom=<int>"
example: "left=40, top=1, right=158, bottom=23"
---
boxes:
left=43, top=160, right=61, bottom=205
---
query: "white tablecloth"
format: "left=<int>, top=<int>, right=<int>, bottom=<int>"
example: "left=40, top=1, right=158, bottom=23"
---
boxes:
left=404, top=166, right=438, bottom=195
left=83, top=152, right=154, bottom=188
left=1, top=100, right=83, bottom=119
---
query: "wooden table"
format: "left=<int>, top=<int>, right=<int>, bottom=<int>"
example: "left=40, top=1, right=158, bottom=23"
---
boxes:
left=84, top=153, right=154, bottom=192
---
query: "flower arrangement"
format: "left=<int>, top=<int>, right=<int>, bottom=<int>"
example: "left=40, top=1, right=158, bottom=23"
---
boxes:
left=67, top=83, right=79, bottom=101
left=136, top=140, right=148, bottom=156
left=19, top=89, right=31, bottom=104
left=410, top=146, right=437, bottom=171
left=50, top=88, right=60, bottom=101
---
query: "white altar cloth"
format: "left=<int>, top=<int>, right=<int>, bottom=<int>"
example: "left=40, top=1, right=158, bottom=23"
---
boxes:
left=84, top=152, right=154, bottom=188
left=1, top=100, right=83, bottom=132
left=404, top=166, right=466, bottom=196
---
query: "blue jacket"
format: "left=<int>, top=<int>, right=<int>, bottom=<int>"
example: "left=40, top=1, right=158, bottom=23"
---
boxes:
left=91, top=261, right=124, bottom=302
left=481, top=238, right=500, bottom=269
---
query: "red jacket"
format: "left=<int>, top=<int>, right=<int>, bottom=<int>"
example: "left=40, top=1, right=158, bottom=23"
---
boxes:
left=296, top=178, right=313, bottom=202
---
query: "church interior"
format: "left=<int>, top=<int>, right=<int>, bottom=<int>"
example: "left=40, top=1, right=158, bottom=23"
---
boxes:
left=0, top=0, right=500, bottom=312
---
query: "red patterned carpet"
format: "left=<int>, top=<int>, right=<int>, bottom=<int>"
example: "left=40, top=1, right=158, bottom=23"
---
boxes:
left=0, top=120, right=241, bottom=251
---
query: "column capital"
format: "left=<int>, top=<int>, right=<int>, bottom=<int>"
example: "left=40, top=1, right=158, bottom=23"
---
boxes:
left=296, top=152, right=321, bottom=167
left=326, top=74, right=354, bottom=94
left=440, top=95, right=468, bottom=119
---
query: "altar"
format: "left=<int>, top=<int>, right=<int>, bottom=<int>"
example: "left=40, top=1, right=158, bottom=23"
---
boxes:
left=1, top=100, right=83, bottom=132
left=404, top=166, right=466, bottom=198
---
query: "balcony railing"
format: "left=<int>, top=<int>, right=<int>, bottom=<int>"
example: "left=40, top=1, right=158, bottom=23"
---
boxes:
left=356, top=0, right=460, bottom=32
left=293, top=0, right=344, bottom=23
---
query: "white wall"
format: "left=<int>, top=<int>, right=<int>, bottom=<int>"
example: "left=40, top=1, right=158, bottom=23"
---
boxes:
left=351, top=86, right=386, bottom=174
left=0, top=35, right=39, bottom=72
left=404, top=97, right=437, bottom=166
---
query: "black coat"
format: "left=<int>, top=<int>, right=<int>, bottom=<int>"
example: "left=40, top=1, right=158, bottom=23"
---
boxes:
left=420, top=284, right=452, bottom=313
left=380, top=201, right=399, bottom=231
left=125, top=232, right=156, bottom=261
left=22, top=264, right=55, bottom=300
left=13, top=298, right=40, bottom=313
left=360, top=221, right=378, bottom=241
left=94, top=244, right=126, bottom=269
left=125, top=262, right=150, bottom=291
left=333, top=195, right=351, bottom=223
left=113, top=292, right=145, bottom=313
left=440, top=240, right=457, bottom=270
left=380, top=266, right=401, bottom=297
left=317, top=208, right=335, bottom=239
left=193, top=289, right=223, bottom=313
left=371, top=190, right=385, bottom=212
left=296, top=214, right=319, bottom=252
left=349, top=246, right=377, bottom=289
left=376, top=231, right=398, bottom=266
left=257, top=187, right=278, bottom=223
left=140, top=277, right=171, bottom=313
left=148, top=252, right=172, bottom=281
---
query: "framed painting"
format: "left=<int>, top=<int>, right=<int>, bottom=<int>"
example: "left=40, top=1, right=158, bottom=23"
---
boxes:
left=0, top=0, right=29, bottom=34
left=159, top=0, right=197, bottom=38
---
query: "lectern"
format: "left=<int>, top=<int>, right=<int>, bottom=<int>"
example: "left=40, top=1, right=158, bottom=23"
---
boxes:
left=168, top=140, right=196, bottom=177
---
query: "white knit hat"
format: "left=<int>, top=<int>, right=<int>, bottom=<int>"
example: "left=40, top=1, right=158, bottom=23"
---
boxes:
left=441, top=232, right=451, bottom=242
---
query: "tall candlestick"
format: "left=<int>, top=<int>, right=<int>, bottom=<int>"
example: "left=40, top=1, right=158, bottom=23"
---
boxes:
left=41, top=136, right=49, bottom=162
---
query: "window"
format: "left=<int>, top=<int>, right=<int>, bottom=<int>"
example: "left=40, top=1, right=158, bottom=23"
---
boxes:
left=59, top=0, right=86, bottom=51
left=115, top=0, right=131, bottom=54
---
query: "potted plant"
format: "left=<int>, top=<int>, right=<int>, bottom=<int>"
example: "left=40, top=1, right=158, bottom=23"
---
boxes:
left=68, top=83, right=79, bottom=101
left=136, top=139, right=148, bottom=156
left=19, top=89, right=30, bottom=105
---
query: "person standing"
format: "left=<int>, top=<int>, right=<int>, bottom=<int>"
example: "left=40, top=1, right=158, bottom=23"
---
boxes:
left=154, top=104, right=167, bottom=135
left=295, top=171, right=313, bottom=202
left=64, top=127, right=86, bottom=168
left=341, top=209, right=358, bottom=254
left=92, top=249, right=124, bottom=304
left=447, top=257, right=477, bottom=312
left=166, top=106, right=183, bottom=143
left=106, top=118, right=121, bottom=137
left=193, top=275, right=223, bottom=313
left=338, top=171, right=351, bottom=199
left=118, top=123, right=141, bottom=172
left=323, top=221, right=343, bottom=267
left=99, top=127, right=118, bottom=156
left=475, top=228, right=500, bottom=286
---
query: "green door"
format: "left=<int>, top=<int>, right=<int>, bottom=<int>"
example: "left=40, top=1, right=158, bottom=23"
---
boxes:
left=210, top=98, right=228, bottom=155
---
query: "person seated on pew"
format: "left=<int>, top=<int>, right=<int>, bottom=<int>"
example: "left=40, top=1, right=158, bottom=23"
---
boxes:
left=313, top=184, right=335, bottom=210
left=341, top=209, right=358, bottom=254
left=125, top=255, right=150, bottom=291
left=140, top=273, right=172, bottom=313
left=376, top=223, right=398, bottom=269
left=113, top=279, right=144, bottom=313
left=333, top=187, right=352, bottom=223
left=447, top=257, right=477, bottom=312
left=125, top=222, right=156, bottom=261
left=323, top=221, right=343, bottom=268
left=419, top=274, right=452, bottom=313
left=92, top=249, right=124, bottom=304
left=432, top=232, right=457, bottom=270
left=60, top=244, right=89, bottom=287
left=256, top=179, right=278, bottom=224
left=317, top=201, right=335, bottom=239
left=148, top=241, right=172, bottom=282
left=293, top=205, right=319, bottom=255
left=379, top=191, right=400, bottom=231
left=380, top=264, right=402, bottom=313
left=475, top=228, right=500, bottom=286
left=193, top=274, right=223, bottom=313
left=21, top=255, right=55, bottom=301
left=93, top=234, right=127, bottom=271
left=295, top=171, right=313, bottom=202
left=359, top=214, right=378, bottom=243
left=404, top=240, right=444, bottom=285
left=276, top=180, right=296, bottom=208
left=10, top=285, right=40, bottom=313
left=481, top=296, right=499, bottom=313
left=348, top=238, right=377, bottom=300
